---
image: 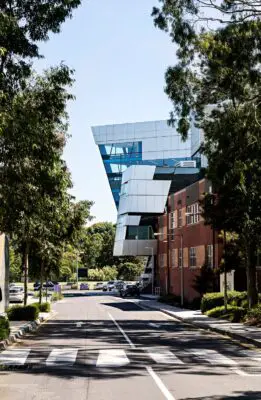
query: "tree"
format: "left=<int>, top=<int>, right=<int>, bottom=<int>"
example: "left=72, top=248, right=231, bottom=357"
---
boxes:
left=118, top=262, right=144, bottom=281
left=0, top=65, right=75, bottom=304
left=0, top=0, right=81, bottom=95
left=9, top=242, right=22, bottom=282
left=153, top=3, right=261, bottom=307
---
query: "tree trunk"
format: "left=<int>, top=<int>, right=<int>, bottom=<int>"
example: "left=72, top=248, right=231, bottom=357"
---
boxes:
left=39, top=260, right=44, bottom=305
left=23, top=242, right=29, bottom=306
left=223, top=231, right=228, bottom=313
left=246, top=242, right=258, bottom=308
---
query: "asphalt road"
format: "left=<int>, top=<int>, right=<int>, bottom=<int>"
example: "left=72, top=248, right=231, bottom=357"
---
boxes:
left=1, top=292, right=261, bottom=400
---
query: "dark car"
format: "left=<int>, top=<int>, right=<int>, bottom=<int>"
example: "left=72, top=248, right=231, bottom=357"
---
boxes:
left=33, top=281, right=55, bottom=291
left=80, top=283, right=89, bottom=290
left=120, top=283, right=140, bottom=298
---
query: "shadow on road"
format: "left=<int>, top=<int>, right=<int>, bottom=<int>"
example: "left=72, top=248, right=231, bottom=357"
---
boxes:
left=182, top=392, right=261, bottom=400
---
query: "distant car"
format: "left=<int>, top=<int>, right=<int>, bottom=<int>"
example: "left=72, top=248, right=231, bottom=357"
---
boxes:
left=95, top=282, right=104, bottom=290
left=80, top=283, right=89, bottom=290
left=102, top=281, right=116, bottom=292
left=115, top=280, right=125, bottom=291
left=9, top=286, right=24, bottom=303
left=120, top=283, right=140, bottom=298
left=33, top=281, right=55, bottom=291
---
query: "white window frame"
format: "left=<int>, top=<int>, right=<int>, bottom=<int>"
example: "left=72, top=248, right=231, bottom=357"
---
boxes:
left=186, top=202, right=200, bottom=225
left=189, top=247, right=197, bottom=268
left=178, top=209, right=182, bottom=227
left=178, top=248, right=183, bottom=268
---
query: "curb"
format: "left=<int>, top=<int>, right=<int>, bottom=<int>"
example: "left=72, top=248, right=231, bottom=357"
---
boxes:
left=138, top=299, right=261, bottom=349
left=0, top=311, right=55, bottom=350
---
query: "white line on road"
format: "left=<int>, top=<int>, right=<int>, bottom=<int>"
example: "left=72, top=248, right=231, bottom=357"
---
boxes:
left=148, top=322, right=161, bottom=329
left=148, top=350, right=184, bottom=365
left=96, top=349, right=130, bottom=367
left=108, top=312, right=135, bottom=349
left=76, top=322, right=84, bottom=328
left=188, top=348, right=237, bottom=366
left=107, top=311, right=176, bottom=399
left=146, top=366, right=176, bottom=400
left=46, top=348, right=78, bottom=367
left=0, top=349, right=30, bottom=366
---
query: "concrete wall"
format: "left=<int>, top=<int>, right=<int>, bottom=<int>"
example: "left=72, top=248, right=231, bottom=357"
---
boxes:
left=0, top=234, right=9, bottom=314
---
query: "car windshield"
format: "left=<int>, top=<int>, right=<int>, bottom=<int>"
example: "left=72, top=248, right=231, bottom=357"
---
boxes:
left=108, top=281, right=114, bottom=285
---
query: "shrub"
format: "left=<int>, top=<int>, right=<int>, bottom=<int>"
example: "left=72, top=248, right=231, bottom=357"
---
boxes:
left=7, top=304, right=39, bottom=321
left=71, top=284, right=78, bottom=290
left=51, top=292, right=63, bottom=302
left=0, top=316, right=10, bottom=340
left=201, top=291, right=248, bottom=313
left=245, top=306, right=261, bottom=326
left=38, top=302, right=51, bottom=312
left=206, top=305, right=247, bottom=322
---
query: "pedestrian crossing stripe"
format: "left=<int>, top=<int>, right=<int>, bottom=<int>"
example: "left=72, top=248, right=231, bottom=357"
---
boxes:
left=0, top=347, right=260, bottom=369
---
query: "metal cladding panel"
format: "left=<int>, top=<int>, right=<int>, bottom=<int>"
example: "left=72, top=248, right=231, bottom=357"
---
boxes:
left=122, top=165, right=155, bottom=183
left=113, top=239, right=157, bottom=256
left=127, top=180, right=171, bottom=197
left=118, top=192, right=170, bottom=215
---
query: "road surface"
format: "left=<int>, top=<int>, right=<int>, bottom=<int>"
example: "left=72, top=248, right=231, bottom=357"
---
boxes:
left=1, top=293, right=261, bottom=399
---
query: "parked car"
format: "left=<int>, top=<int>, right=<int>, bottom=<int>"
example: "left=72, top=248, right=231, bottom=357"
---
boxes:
left=95, top=282, right=104, bottom=290
left=120, top=283, right=140, bottom=298
left=80, top=283, right=89, bottom=290
left=102, top=281, right=117, bottom=292
left=9, top=286, right=24, bottom=303
left=115, top=280, right=125, bottom=291
left=33, top=281, right=55, bottom=291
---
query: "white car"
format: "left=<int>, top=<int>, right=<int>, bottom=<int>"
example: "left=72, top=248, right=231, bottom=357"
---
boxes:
left=103, top=281, right=116, bottom=292
left=9, top=286, right=24, bottom=303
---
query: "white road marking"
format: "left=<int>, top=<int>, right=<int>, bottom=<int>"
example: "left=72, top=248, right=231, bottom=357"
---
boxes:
left=188, top=348, right=237, bottom=366
left=0, top=348, right=30, bottom=366
left=148, top=350, right=184, bottom=365
left=96, top=349, right=130, bottom=367
left=76, top=322, right=83, bottom=328
left=108, top=312, right=135, bottom=349
left=148, top=322, right=161, bottom=329
left=46, top=348, right=78, bottom=367
left=232, top=367, right=261, bottom=377
left=146, top=366, right=176, bottom=400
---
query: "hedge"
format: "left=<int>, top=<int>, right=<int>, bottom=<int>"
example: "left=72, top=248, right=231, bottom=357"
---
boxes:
left=7, top=304, right=39, bottom=321
left=0, top=316, right=10, bottom=340
left=51, top=292, right=63, bottom=302
left=245, top=306, right=261, bottom=326
left=206, top=305, right=247, bottom=322
left=201, top=291, right=248, bottom=313
left=32, top=302, right=51, bottom=313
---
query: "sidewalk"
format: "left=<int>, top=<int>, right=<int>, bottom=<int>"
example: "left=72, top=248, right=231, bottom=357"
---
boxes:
left=0, top=311, right=54, bottom=350
left=139, top=295, right=261, bottom=348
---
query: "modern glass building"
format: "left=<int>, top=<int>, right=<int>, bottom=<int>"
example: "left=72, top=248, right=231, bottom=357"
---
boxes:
left=92, top=120, right=202, bottom=257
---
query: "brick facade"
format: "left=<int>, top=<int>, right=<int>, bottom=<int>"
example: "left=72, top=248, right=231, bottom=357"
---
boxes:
left=157, top=179, right=222, bottom=301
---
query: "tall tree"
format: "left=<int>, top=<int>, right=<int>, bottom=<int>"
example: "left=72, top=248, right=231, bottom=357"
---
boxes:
left=153, top=3, right=261, bottom=307
left=0, top=0, right=81, bottom=95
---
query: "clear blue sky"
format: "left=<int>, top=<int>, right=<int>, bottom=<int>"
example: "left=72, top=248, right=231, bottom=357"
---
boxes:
left=35, top=0, right=176, bottom=223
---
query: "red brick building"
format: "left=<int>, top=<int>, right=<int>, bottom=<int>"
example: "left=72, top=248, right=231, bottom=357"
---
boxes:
left=157, top=179, right=223, bottom=301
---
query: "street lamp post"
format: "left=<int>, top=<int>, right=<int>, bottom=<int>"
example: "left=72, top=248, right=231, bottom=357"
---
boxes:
left=145, top=246, right=154, bottom=295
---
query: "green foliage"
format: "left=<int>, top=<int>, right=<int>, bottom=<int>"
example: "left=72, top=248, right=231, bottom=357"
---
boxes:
left=118, top=262, right=144, bottom=281
left=7, top=305, right=39, bottom=321
left=9, top=243, right=22, bottom=282
left=87, top=266, right=118, bottom=281
left=201, top=291, right=248, bottom=313
left=87, top=269, right=105, bottom=281
left=245, top=306, right=261, bottom=325
left=38, top=302, right=51, bottom=313
left=206, top=305, right=247, bottom=322
left=192, top=265, right=216, bottom=296
left=0, top=316, right=10, bottom=340
left=51, top=292, right=63, bottom=302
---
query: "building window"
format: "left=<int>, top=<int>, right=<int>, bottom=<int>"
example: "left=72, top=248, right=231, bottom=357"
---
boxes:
left=186, top=203, right=200, bottom=225
left=178, top=209, right=182, bottom=227
left=207, top=245, right=213, bottom=268
left=171, top=249, right=176, bottom=268
left=189, top=247, right=197, bottom=268
left=169, top=212, right=175, bottom=239
left=178, top=248, right=183, bottom=267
